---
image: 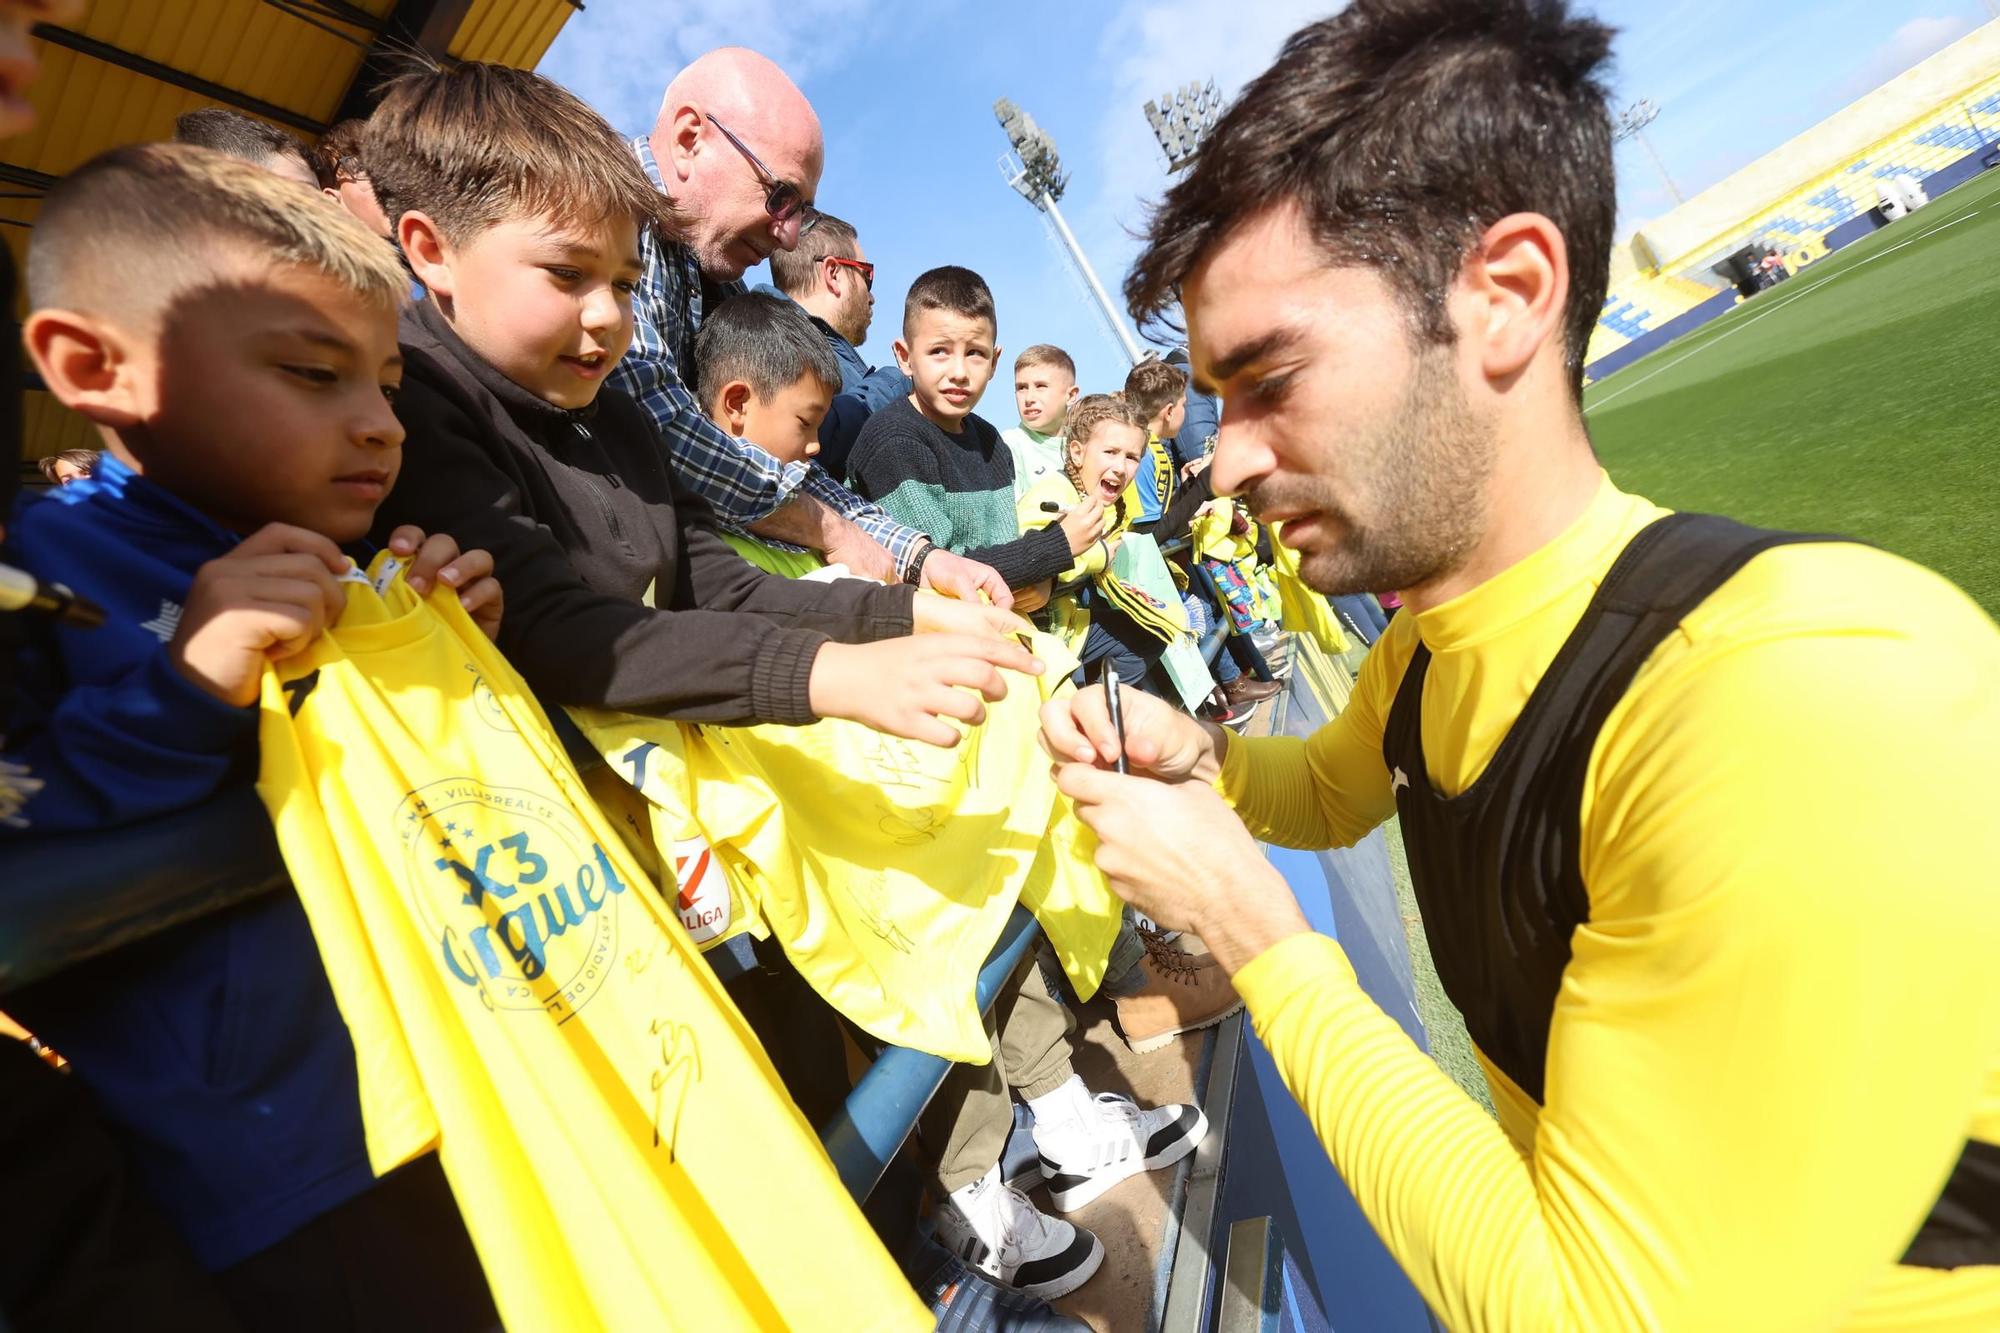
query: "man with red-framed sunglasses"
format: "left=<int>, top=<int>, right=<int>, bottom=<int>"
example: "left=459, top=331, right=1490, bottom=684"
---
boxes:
left=611, top=47, right=1010, bottom=610
left=765, top=212, right=914, bottom=477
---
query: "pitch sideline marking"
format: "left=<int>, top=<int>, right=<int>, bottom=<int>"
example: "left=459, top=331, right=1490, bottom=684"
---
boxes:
left=1590, top=207, right=1984, bottom=411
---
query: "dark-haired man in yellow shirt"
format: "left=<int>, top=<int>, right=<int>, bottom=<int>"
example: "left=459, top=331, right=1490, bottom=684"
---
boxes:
left=1041, top=1, right=2000, bottom=1328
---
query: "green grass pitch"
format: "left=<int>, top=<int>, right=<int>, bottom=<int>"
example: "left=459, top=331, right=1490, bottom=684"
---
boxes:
left=1584, top=165, right=2000, bottom=619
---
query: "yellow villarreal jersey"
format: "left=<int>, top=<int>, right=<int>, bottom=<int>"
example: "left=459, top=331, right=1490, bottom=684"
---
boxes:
left=257, top=553, right=926, bottom=1333
left=568, top=606, right=1119, bottom=1065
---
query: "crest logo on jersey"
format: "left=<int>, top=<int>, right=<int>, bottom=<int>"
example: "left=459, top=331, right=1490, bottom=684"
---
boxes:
left=457, top=662, right=518, bottom=734
left=473, top=676, right=517, bottom=733
left=395, top=779, right=629, bottom=1022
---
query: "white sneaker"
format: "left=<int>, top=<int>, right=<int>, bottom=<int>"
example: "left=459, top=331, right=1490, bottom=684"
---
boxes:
left=932, top=1163, right=1104, bottom=1300
left=1033, top=1092, right=1209, bottom=1213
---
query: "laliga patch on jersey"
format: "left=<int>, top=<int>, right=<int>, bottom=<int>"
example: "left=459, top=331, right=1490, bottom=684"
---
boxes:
left=672, top=836, right=730, bottom=944
left=395, top=778, right=629, bottom=1023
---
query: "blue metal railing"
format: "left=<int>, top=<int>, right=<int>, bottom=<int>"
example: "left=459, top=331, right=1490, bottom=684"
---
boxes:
left=819, top=906, right=1042, bottom=1202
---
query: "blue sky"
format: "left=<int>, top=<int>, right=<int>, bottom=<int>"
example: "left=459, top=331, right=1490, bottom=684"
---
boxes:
left=539, top=0, right=1999, bottom=404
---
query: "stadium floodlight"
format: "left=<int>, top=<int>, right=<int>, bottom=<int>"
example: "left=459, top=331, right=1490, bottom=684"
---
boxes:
left=997, top=97, right=1070, bottom=204
left=995, top=97, right=1145, bottom=365
left=1613, top=98, right=1685, bottom=205
left=1144, top=78, right=1222, bottom=171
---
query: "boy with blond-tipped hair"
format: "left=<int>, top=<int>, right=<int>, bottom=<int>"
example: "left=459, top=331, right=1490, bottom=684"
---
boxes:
left=846, top=274, right=1209, bottom=1301
left=849, top=268, right=1108, bottom=604
left=7, top=142, right=506, bottom=1319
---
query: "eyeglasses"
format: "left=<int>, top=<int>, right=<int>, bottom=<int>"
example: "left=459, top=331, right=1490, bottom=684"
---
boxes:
left=825, top=256, right=874, bottom=290
left=707, top=113, right=820, bottom=235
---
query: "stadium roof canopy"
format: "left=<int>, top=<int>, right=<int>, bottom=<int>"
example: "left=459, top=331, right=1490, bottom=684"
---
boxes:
left=11, top=0, right=580, bottom=460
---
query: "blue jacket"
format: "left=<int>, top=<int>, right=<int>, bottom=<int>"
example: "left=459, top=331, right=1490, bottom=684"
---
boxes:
left=753, top=283, right=912, bottom=479
left=1170, top=384, right=1220, bottom=472
left=2, top=456, right=376, bottom=1269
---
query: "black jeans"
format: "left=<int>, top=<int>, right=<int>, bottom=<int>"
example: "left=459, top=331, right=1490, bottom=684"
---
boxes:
left=1072, top=599, right=1168, bottom=695
left=0, top=1039, right=240, bottom=1332
left=216, top=1155, right=498, bottom=1333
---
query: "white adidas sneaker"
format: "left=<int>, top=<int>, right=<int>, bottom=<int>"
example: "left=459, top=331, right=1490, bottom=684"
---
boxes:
left=1033, top=1092, right=1209, bottom=1213
left=932, top=1162, right=1105, bottom=1301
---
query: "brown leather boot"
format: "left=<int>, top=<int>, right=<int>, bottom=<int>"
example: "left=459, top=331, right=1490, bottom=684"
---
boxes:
left=1222, top=674, right=1282, bottom=706
left=1113, top=929, right=1246, bottom=1054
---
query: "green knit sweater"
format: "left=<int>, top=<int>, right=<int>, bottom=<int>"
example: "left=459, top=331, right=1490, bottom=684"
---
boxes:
left=847, top=396, right=1072, bottom=589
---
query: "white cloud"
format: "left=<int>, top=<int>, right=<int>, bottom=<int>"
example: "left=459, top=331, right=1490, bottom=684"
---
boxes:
left=537, top=0, right=874, bottom=137
left=1069, top=0, right=1345, bottom=332
left=1839, top=14, right=1974, bottom=103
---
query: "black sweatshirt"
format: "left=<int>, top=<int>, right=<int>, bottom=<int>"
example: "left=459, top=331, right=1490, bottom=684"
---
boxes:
left=846, top=397, right=1073, bottom=590
left=1137, top=469, right=1216, bottom=542
left=375, top=301, right=915, bottom=725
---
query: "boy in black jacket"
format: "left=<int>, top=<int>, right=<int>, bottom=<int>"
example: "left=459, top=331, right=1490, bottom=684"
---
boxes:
left=361, top=66, right=1081, bottom=1299
left=366, top=65, right=1038, bottom=746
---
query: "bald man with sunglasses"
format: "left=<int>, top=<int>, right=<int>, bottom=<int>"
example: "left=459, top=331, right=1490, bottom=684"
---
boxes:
left=613, top=47, right=1008, bottom=606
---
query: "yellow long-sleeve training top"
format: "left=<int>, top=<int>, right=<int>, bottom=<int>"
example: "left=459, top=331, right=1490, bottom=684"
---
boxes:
left=1220, top=476, right=2000, bottom=1331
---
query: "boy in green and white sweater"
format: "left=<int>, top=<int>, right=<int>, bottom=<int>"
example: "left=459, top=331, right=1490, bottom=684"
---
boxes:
left=847, top=267, right=1104, bottom=596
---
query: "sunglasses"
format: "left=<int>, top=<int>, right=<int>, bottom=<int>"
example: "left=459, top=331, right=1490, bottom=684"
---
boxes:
left=825, top=256, right=874, bottom=290
left=707, top=113, right=820, bottom=235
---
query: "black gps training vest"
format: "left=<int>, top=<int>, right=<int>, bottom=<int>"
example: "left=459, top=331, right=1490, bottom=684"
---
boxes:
left=1381, top=511, right=2000, bottom=1271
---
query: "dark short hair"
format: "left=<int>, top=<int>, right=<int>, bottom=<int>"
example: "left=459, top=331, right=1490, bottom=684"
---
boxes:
left=695, top=291, right=842, bottom=405
left=37, top=448, right=98, bottom=483
left=314, top=117, right=370, bottom=190
left=903, top=264, right=995, bottom=338
left=1014, top=344, right=1076, bottom=380
left=768, top=212, right=858, bottom=297
left=173, top=107, right=313, bottom=176
left=1125, top=0, right=1615, bottom=398
left=1123, top=359, right=1187, bottom=424
left=365, top=59, right=670, bottom=241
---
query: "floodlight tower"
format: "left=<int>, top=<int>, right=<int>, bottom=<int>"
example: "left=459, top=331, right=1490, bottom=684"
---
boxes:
left=1614, top=98, right=1685, bottom=205
left=1144, top=79, right=1222, bottom=172
left=995, top=97, right=1145, bottom=365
